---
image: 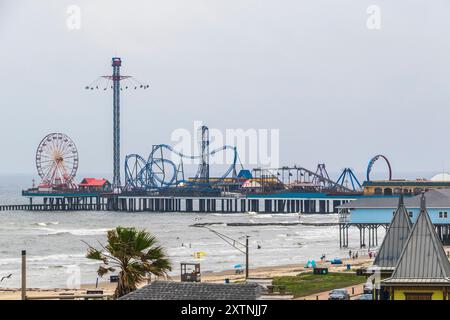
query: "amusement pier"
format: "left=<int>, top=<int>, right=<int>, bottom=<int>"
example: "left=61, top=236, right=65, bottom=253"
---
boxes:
left=7, top=58, right=450, bottom=250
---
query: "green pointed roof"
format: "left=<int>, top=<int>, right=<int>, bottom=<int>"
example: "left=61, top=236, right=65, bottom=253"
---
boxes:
left=371, top=194, right=412, bottom=271
left=384, top=194, right=450, bottom=284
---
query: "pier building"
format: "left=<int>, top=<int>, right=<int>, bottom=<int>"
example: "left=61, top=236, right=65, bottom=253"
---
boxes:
left=363, top=174, right=450, bottom=196
left=79, top=178, right=111, bottom=192
left=338, top=189, right=450, bottom=248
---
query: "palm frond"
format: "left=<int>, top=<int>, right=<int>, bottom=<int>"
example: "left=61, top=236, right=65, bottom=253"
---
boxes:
left=84, top=226, right=172, bottom=298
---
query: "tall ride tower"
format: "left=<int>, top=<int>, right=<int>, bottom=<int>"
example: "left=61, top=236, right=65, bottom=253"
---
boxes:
left=196, top=125, right=210, bottom=184
left=86, top=57, right=149, bottom=191
left=111, top=57, right=122, bottom=189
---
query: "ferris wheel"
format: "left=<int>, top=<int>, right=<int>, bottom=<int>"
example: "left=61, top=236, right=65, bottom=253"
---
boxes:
left=35, top=133, right=79, bottom=187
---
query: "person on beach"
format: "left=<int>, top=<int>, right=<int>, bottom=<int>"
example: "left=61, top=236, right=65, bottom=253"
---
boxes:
left=348, top=250, right=352, bottom=258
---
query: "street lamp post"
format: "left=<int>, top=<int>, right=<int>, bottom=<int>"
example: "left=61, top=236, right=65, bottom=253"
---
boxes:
left=202, top=226, right=250, bottom=279
left=245, top=236, right=249, bottom=279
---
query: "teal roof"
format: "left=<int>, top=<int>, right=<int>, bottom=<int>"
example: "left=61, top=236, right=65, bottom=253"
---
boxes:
left=363, top=180, right=450, bottom=187
left=237, top=170, right=252, bottom=179
left=246, top=192, right=360, bottom=199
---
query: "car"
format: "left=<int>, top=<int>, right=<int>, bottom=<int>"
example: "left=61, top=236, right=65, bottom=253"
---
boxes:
left=363, top=282, right=374, bottom=294
left=356, top=294, right=373, bottom=300
left=328, top=289, right=350, bottom=300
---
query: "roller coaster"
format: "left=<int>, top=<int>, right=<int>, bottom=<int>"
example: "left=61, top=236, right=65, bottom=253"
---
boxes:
left=124, top=126, right=242, bottom=191
left=366, top=154, right=392, bottom=181
left=123, top=127, right=394, bottom=194
left=251, top=164, right=362, bottom=193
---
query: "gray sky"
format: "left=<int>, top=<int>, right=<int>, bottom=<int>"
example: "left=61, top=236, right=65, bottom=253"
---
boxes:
left=1, top=0, right=450, bottom=181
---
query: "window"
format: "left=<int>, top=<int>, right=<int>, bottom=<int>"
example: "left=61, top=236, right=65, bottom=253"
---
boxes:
left=409, top=212, right=413, bottom=218
left=439, top=212, right=447, bottom=219
left=445, top=212, right=448, bottom=218
left=404, top=292, right=433, bottom=300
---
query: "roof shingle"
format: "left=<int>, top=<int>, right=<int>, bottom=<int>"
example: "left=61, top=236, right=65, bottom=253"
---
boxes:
left=119, top=281, right=265, bottom=300
left=371, top=195, right=412, bottom=271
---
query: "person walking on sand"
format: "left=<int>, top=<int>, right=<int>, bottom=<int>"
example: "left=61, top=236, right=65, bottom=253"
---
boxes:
left=349, top=250, right=352, bottom=258
left=355, top=252, right=359, bottom=259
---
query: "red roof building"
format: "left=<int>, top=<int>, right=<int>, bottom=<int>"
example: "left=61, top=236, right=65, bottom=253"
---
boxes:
left=79, top=178, right=111, bottom=192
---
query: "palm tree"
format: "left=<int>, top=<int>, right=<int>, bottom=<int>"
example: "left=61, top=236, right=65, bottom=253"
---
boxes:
left=85, top=226, right=172, bottom=298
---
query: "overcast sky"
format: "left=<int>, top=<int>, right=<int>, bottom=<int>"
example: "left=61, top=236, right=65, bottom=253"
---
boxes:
left=1, top=0, right=450, bottom=181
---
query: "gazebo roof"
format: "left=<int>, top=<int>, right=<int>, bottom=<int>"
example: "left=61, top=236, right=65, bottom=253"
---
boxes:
left=370, top=194, right=412, bottom=271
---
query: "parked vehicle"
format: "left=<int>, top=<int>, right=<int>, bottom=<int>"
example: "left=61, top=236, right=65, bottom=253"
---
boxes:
left=357, top=294, right=373, bottom=300
left=328, top=289, right=350, bottom=300
left=363, top=282, right=373, bottom=294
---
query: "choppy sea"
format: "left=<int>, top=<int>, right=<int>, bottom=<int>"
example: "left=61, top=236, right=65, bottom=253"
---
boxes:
left=0, top=175, right=384, bottom=289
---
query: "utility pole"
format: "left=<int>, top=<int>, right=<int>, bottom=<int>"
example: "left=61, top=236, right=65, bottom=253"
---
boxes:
left=21, top=250, right=26, bottom=300
left=245, top=236, right=249, bottom=279
left=202, top=227, right=250, bottom=279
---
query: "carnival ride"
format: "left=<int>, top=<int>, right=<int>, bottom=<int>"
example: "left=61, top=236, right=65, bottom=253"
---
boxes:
left=35, top=133, right=79, bottom=188
left=251, top=164, right=362, bottom=193
left=124, top=126, right=242, bottom=191
left=85, top=57, right=150, bottom=189
left=366, top=154, right=392, bottom=181
left=335, top=168, right=362, bottom=191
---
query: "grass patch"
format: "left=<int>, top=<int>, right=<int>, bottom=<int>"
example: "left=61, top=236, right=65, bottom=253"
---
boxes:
left=272, top=272, right=365, bottom=298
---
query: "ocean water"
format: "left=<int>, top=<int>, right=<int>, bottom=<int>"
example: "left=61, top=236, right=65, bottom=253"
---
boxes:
left=0, top=175, right=384, bottom=289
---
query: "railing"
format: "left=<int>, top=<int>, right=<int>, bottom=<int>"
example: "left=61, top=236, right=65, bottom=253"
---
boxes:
left=22, top=189, right=104, bottom=196
left=338, top=208, right=350, bottom=224
left=26, top=294, right=112, bottom=300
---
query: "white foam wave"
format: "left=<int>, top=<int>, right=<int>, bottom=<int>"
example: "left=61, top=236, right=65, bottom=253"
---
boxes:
left=0, top=253, right=87, bottom=266
left=33, top=221, right=59, bottom=227
left=37, top=227, right=109, bottom=236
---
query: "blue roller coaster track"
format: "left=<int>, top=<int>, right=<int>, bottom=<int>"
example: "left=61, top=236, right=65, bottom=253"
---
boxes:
left=125, top=144, right=240, bottom=190
left=366, top=154, right=392, bottom=181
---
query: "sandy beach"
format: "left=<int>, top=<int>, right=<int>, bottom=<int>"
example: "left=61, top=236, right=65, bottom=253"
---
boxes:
left=0, top=253, right=374, bottom=300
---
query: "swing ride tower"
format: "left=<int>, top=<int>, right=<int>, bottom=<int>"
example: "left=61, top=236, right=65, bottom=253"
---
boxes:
left=86, top=57, right=149, bottom=191
left=111, top=57, right=122, bottom=189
